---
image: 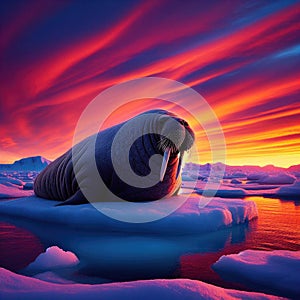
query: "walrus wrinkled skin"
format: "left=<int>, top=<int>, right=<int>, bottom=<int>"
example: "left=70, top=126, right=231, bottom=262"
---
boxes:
left=34, top=109, right=195, bottom=205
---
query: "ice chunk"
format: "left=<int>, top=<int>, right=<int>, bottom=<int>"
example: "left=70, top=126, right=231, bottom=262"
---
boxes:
left=213, top=249, right=300, bottom=298
left=277, top=180, right=300, bottom=197
left=25, top=246, right=79, bottom=273
left=196, top=185, right=247, bottom=198
left=230, top=179, right=242, bottom=184
left=257, top=173, right=296, bottom=185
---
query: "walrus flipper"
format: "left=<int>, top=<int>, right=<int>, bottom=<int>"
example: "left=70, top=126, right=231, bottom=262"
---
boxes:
left=55, top=190, right=87, bottom=206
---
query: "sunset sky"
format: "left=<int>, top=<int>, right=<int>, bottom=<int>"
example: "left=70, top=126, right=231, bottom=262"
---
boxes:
left=0, top=0, right=299, bottom=167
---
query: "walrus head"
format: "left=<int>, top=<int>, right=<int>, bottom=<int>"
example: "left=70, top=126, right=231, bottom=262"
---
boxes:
left=142, top=109, right=195, bottom=183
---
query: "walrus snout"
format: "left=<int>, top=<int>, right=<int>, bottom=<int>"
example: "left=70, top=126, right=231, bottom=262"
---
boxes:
left=158, top=116, right=195, bottom=182
left=158, top=117, right=195, bottom=154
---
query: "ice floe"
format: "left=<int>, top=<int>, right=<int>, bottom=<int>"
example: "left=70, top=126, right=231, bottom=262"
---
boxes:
left=0, top=194, right=257, bottom=235
left=277, top=180, right=300, bottom=198
left=213, top=249, right=300, bottom=298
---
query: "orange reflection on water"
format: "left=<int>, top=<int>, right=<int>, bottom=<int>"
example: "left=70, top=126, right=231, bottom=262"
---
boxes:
left=178, top=196, right=300, bottom=289
left=244, top=197, right=300, bottom=250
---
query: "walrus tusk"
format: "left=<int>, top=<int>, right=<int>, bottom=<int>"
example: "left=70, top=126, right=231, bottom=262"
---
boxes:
left=176, top=151, right=184, bottom=179
left=160, top=148, right=171, bottom=182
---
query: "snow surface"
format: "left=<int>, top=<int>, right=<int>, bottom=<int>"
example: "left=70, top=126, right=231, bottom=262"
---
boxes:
left=277, top=180, right=300, bottom=198
left=183, top=181, right=248, bottom=198
left=213, top=250, right=300, bottom=298
left=33, top=271, right=75, bottom=284
left=233, top=184, right=280, bottom=191
left=247, top=173, right=268, bottom=181
left=0, top=194, right=257, bottom=234
left=0, top=268, right=279, bottom=300
left=0, top=176, right=24, bottom=186
left=0, top=173, right=35, bottom=198
left=224, top=172, right=247, bottom=179
left=0, top=183, right=34, bottom=199
left=197, top=187, right=247, bottom=198
left=24, top=246, right=79, bottom=273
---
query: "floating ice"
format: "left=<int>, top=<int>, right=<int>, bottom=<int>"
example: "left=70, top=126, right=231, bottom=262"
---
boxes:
left=277, top=180, right=300, bottom=197
left=195, top=185, right=247, bottom=198
left=257, top=173, right=296, bottom=185
left=230, top=179, right=242, bottom=184
left=24, top=246, right=79, bottom=273
left=213, top=249, right=300, bottom=298
left=0, top=194, right=257, bottom=234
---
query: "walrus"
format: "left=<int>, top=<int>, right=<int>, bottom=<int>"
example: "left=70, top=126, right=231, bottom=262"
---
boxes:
left=34, top=109, right=195, bottom=205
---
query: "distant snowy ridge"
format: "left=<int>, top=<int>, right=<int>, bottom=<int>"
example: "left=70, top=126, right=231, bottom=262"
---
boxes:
left=0, top=156, right=298, bottom=176
left=0, top=156, right=51, bottom=171
left=184, top=162, right=300, bottom=176
left=0, top=155, right=298, bottom=174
